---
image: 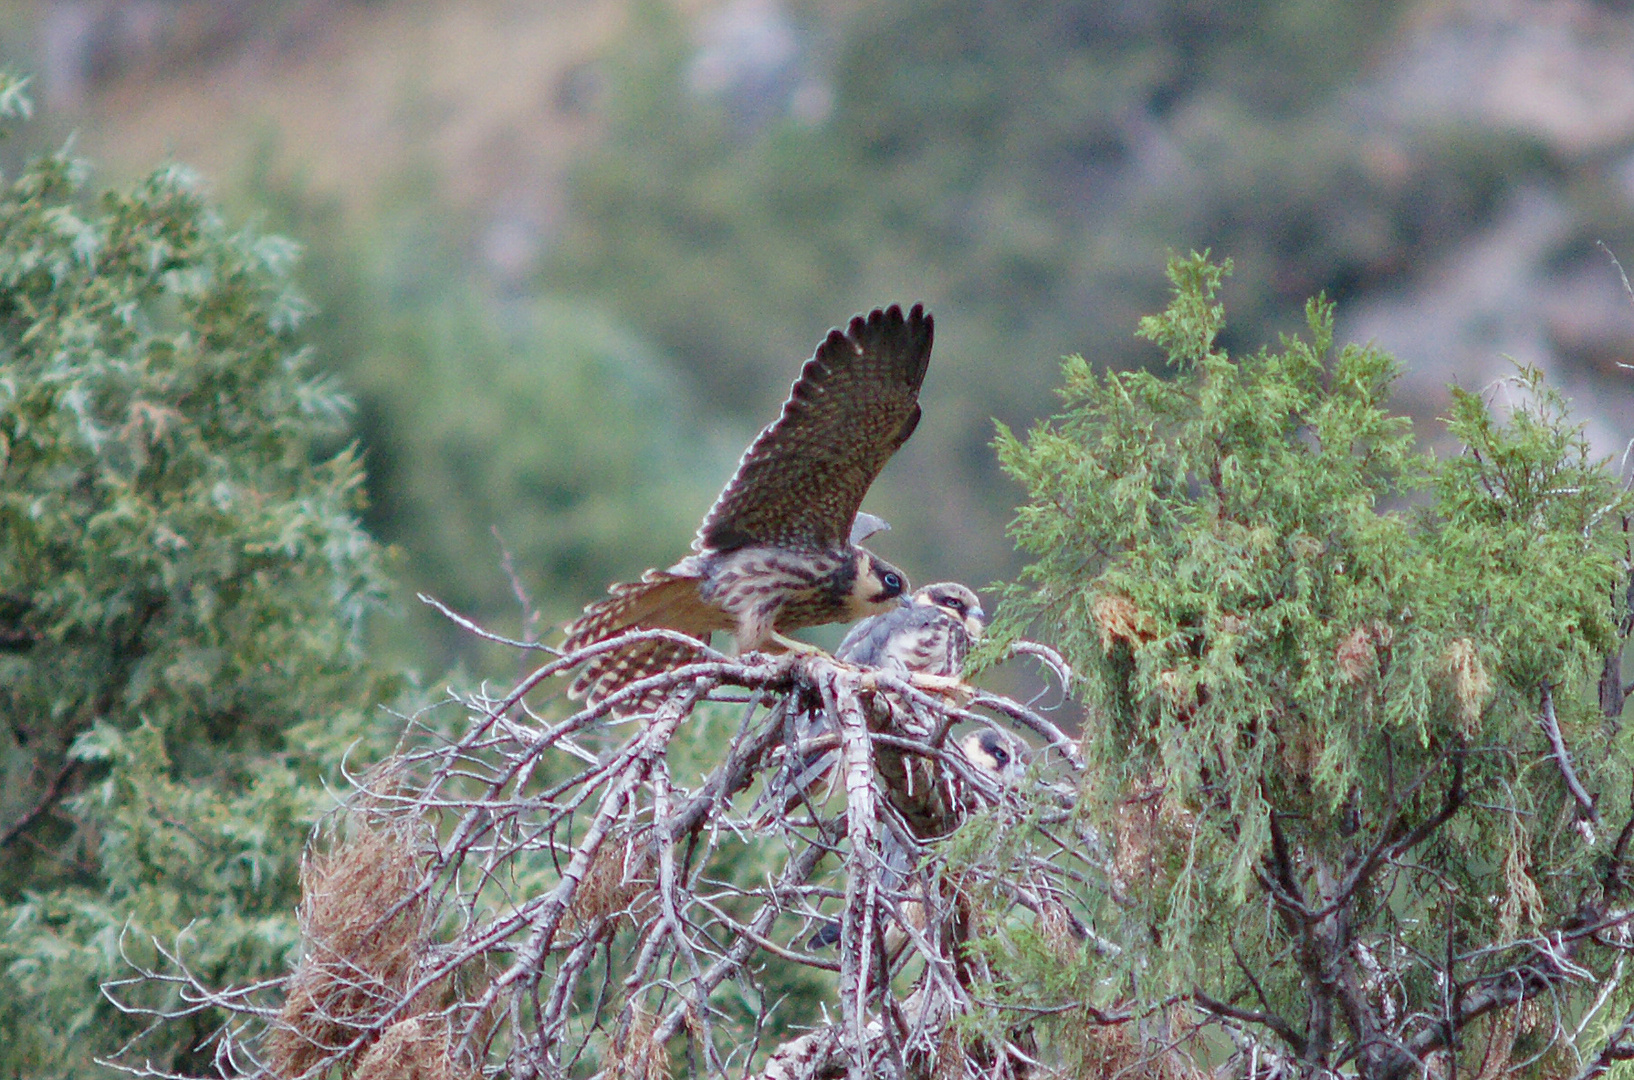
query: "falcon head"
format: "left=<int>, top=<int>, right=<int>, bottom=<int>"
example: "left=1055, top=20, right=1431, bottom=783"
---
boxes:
left=912, top=582, right=988, bottom=642
left=960, top=728, right=1025, bottom=784
left=845, top=550, right=909, bottom=619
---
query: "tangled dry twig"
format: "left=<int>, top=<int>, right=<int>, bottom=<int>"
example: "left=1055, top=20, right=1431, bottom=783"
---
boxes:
left=101, top=624, right=1095, bottom=1080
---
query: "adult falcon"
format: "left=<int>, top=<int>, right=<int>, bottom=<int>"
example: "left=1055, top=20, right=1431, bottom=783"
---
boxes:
left=564, top=303, right=934, bottom=712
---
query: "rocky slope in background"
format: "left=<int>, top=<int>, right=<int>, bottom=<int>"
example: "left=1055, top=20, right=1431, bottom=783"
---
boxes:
left=16, top=0, right=1634, bottom=443
left=1341, top=0, right=1634, bottom=450
left=24, top=0, right=621, bottom=283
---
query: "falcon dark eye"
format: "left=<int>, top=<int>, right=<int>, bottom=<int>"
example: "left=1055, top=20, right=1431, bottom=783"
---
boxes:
left=946, top=598, right=965, bottom=612
left=991, top=747, right=1010, bottom=768
left=882, top=571, right=903, bottom=593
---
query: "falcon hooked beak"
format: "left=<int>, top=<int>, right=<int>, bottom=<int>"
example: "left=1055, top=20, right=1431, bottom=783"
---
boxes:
left=852, top=551, right=909, bottom=616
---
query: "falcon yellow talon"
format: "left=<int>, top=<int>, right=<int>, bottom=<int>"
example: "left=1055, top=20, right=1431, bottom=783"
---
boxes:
left=769, top=633, right=830, bottom=657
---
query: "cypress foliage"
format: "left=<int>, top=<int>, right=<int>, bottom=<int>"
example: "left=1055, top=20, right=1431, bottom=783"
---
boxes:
left=991, top=253, right=1634, bottom=1077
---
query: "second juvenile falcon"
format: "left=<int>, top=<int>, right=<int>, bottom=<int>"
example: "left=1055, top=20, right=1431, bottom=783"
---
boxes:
left=755, top=582, right=992, bottom=824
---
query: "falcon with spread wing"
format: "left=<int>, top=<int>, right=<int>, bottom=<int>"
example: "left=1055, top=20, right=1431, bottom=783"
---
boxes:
left=564, top=303, right=934, bottom=712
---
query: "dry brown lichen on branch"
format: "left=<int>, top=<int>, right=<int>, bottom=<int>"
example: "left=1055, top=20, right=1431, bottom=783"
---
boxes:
left=101, top=621, right=1094, bottom=1080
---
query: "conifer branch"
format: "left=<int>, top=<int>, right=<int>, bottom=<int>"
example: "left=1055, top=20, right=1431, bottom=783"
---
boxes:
left=0, top=758, right=77, bottom=849
left=1574, top=1000, right=1634, bottom=1079
left=1259, top=810, right=1313, bottom=922
left=1315, top=754, right=1466, bottom=924
left=1608, top=810, right=1634, bottom=896
left=1390, top=905, right=1631, bottom=1076
left=1227, top=936, right=1304, bottom=1054
left=1194, top=991, right=1308, bottom=1057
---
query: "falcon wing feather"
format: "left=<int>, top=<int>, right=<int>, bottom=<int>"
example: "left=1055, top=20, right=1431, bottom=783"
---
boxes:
left=697, top=303, right=933, bottom=553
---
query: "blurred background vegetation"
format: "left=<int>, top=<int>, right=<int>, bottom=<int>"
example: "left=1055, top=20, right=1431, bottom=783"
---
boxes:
left=4, top=0, right=1634, bottom=667
left=6, top=3, right=1634, bottom=1074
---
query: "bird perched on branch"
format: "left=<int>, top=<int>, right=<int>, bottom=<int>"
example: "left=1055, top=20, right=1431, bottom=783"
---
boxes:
left=564, top=304, right=934, bottom=713
left=807, top=726, right=1025, bottom=949
left=956, top=726, right=1025, bottom=785
left=838, top=582, right=987, bottom=688
left=754, top=583, right=990, bottom=824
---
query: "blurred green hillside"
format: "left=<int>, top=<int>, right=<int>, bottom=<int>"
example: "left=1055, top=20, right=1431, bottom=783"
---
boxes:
left=8, top=0, right=1634, bottom=669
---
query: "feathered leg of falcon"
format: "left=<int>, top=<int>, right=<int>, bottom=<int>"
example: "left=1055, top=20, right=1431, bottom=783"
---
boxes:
left=563, top=304, right=934, bottom=715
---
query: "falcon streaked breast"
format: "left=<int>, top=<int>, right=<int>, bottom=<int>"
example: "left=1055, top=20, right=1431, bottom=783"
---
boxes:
left=563, top=304, right=934, bottom=713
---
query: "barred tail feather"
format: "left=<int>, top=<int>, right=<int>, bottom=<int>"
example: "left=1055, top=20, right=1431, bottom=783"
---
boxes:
left=569, top=637, right=713, bottom=713
left=563, top=571, right=727, bottom=712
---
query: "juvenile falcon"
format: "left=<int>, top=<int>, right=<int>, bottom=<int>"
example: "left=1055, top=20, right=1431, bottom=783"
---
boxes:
left=806, top=726, right=1025, bottom=949
left=754, top=582, right=990, bottom=823
left=564, top=303, right=934, bottom=712
left=836, top=581, right=988, bottom=682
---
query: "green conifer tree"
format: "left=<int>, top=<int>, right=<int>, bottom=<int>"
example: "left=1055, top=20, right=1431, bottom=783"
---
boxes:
left=990, top=253, right=1634, bottom=1078
left=0, top=75, right=393, bottom=1075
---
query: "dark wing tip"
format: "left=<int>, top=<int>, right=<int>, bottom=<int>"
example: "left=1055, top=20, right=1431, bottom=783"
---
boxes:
left=848, top=302, right=933, bottom=385
left=802, top=300, right=933, bottom=392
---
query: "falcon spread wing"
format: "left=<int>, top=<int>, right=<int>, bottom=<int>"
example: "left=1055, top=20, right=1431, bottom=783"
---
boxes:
left=697, top=303, right=932, bottom=553
left=563, top=304, right=934, bottom=714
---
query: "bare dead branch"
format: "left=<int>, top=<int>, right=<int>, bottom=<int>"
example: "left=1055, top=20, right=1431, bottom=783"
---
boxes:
left=83, top=623, right=1071, bottom=1079
left=100, top=603, right=1634, bottom=1080
left=419, top=592, right=558, bottom=654
left=1541, top=681, right=1601, bottom=825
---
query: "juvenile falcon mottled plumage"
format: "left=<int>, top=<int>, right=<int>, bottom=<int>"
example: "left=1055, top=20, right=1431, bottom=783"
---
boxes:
left=753, top=583, right=990, bottom=824
left=807, top=727, right=1025, bottom=949
left=836, top=582, right=988, bottom=679
left=961, top=726, right=1024, bottom=783
left=564, top=303, right=934, bottom=713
